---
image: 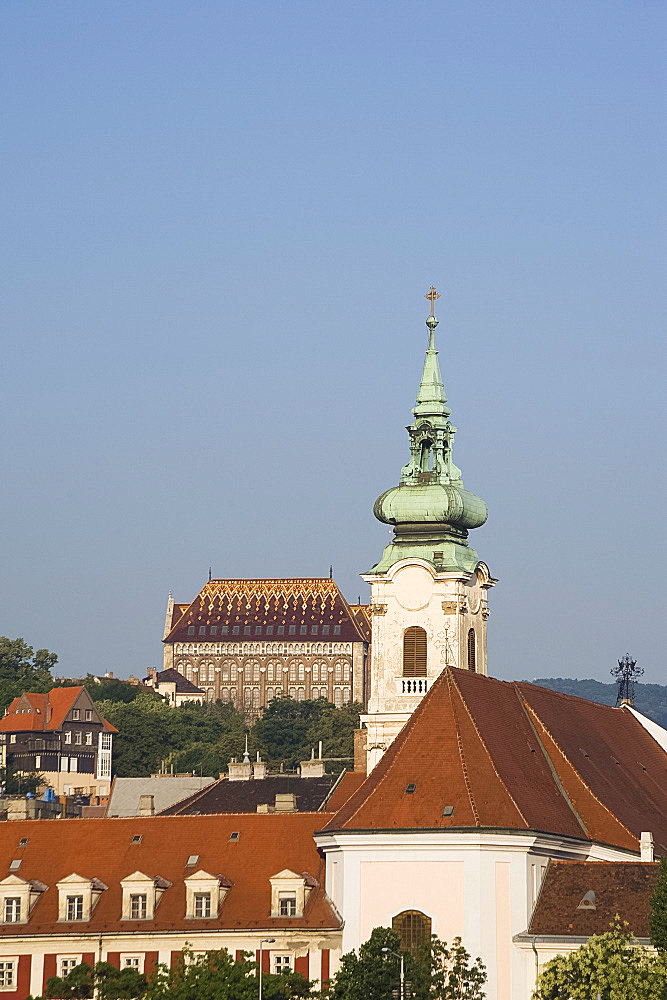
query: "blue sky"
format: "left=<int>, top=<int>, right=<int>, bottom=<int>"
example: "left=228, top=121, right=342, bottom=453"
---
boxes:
left=2, top=1, right=665, bottom=685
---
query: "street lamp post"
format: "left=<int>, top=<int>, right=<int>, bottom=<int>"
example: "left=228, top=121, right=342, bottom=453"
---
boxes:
left=381, top=946, right=405, bottom=1000
left=258, top=937, right=276, bottom=1000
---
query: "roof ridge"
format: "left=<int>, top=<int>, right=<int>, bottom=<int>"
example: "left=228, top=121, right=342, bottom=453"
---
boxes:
left=519, top=694, right=639, bottom=847
left=448, top=670, right=529, bottom=826
left=162, top=777, right=225, bottom=816
left=512, top=685, right=589, bottom=838
left=445, top=672, right=480, bottom=825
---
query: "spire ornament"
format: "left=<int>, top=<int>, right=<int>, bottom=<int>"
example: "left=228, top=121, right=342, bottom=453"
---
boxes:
left=425, top=285, right=440, bottom=317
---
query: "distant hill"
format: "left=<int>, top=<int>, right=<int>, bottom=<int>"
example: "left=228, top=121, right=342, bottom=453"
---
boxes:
left=531, top=677, right=667, bottom=730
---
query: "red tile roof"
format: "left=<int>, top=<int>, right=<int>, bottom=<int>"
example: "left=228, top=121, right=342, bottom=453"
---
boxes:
left=526, top=860, right=659, bottom=938
left=0, top=813, right=340, bottom=936
left=325, top=669, right=667, bottom=854
left=324, top=771, right=367, bottom=813
left=165, top=579, right=369, bottom=644
left=0, top=687, right=117, bottom=734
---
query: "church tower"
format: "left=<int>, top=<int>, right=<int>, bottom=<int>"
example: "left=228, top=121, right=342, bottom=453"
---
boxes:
left=360, top=288, right=496, bottom=771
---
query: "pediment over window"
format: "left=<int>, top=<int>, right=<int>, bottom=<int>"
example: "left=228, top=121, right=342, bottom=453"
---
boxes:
left=269, top=869, right=316, bottom=918
left=120, top=870, right=171, bottom=920
left=0, top=874, right=47, bottom=924
left=183, top=869, right=232, bottom=919
left=55, top=873, right=107, bottom=922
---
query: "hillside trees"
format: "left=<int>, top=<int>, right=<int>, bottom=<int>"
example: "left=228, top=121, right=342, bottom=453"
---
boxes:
left=0, top=637, right=58, bottom=713
left=651, top=858, right=667, bottom=954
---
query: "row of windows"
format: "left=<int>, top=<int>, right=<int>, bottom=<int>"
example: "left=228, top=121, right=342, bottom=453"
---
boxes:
left=187, top=623, right=343, bottom=637
left=175, top=642, right=350, bottom=656
left=184, top=662, right=351, bottom=682
left=70, top=709, right=94, bottom=722
left=203, top=687, right=351, bottom=707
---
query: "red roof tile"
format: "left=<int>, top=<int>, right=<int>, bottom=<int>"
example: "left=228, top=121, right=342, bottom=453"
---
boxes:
left=0, top=813, right=340, bottom=936
left=526, top=860, right=659, bottom=938
left=0, top=687, right=117, bottom=734
left=325, top=669, right=667, bottom=853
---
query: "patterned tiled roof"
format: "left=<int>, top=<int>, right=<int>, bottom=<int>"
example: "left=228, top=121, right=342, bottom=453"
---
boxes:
left=0, top=813, right=340, bottom=936
left=325, top=669, right=667, bottom=854
left=165, top=578, right=369, bottom=644
left=526, top=860, right=659, bottom=938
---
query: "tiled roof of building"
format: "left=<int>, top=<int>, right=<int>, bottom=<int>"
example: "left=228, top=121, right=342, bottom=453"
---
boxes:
left=0, top=687, right=117, bottom=733
left=525, top=860, right=659, bottom=938
left=165, top=578, right=369, bottom=645
left=325, top=669, right=667, bottom=854
left=106, top=776, right=216, bottom=818
left=323, top=770, right=368, bottom=813
left=145, top=668, right=204, bottom=694
left=160, top=774, right=341, bottom=816
left=349, top=605, right=372, bottom=641
left=0, top=813, right=340, bottom=935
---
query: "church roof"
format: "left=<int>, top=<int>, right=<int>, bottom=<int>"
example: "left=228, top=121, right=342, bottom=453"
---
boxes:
left=165, top=578, right=369, bottom=644
left=524, top=860, right=659, bottom=939
left=324, top=669, right=667, bottom=855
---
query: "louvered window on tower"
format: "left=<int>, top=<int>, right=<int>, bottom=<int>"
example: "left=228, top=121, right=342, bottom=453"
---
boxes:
left=403, top=627, right=427, bottom=677
left=467, top=628, right=476, bottom=671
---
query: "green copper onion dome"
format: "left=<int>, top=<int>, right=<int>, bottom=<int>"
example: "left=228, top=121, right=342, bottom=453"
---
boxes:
left=369, top=294, right=488, bottom=574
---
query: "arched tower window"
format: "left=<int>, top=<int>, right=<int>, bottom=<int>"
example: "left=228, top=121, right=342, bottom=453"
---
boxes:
left=403, top=627, right=427, bottom=677
left=392, top=910, right=432, bottom=954
left=467, top=628, right=476, bottom=671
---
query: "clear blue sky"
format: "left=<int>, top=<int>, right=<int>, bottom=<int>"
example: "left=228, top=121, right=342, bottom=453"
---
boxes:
left=2, top=1, right=665, bottom=685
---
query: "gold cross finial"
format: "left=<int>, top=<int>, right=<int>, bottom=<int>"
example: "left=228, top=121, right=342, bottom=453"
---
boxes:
left=425, top=285, right=440, bottom=316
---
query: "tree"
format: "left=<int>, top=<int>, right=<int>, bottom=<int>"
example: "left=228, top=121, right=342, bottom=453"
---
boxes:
left=143, top=948, right=312, bottom=999
left=0, top=637, right=58, bottom=713
left=651, top=858, right=667, bottom=954
left=329, top=926, right=409, bottom=1000
left=0, top=765, right=44, bottom=796
left=533, top=921, right=667, bottom=1000
left=254, top=697, right=361, bottom=769
left=329, top=926, right=487, bottom=1000
left=40, top=961, right=146, bottom=999
left=412, top=935, right=487, bottom=999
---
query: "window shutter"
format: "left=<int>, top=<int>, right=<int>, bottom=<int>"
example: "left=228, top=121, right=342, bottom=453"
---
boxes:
left=403, top=628, right=427, bottom=677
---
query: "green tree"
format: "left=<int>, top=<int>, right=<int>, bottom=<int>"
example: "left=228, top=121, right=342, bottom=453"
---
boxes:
left=144, top=948, right=312, bottom=999
left=0, top=766, right=44, bottom=796
left=0, top=637, right=58, bottom=713
left=40, top=961, right=146, bottom=999
left=651, top=858, right=667, bottom=954
left=533, top=921, right=667, bottom=1000
left=329, top=926, right=407, bottom=1000
left=412, top=935, right=487, bottom=999
left=254, top=697, right=360, bottom=770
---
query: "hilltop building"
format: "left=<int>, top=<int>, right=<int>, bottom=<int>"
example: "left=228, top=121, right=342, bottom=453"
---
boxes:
left=162, top=578, right=370, bottom=718
left=0, top=687, right=116, bottom=799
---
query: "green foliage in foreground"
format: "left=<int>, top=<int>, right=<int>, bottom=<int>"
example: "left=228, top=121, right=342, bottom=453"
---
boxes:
left=329, top=926, right=487, bottom=1000
left=533, top=922, right=667, bottom=1000
left=651, top=858, right=667, bottom=954
left=33, top=951, right=312, bottom=1000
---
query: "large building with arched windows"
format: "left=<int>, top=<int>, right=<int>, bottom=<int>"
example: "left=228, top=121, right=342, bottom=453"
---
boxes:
left=162, top=578, right=370, bottom=719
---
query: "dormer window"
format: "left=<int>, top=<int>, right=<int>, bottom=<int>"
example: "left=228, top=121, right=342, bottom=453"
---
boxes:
left=184, top=870, right=231, bottom=919
left=120, top=871, right=171, bottom=921
left=0, top=875, right=46, bottom=925
left=269, top=869, right=315, bottom=919
left=56, top=874, right=106, bottom=922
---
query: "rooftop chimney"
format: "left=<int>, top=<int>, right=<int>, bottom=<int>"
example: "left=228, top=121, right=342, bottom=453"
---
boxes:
left=139, top=794, right=155, bottom=817
left=641, top=831, right=654, bottom=862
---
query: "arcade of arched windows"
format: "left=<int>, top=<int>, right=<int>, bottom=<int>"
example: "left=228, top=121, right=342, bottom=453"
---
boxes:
left=174, top=654, right=353, bottom=711
left=173, top=640, right=351, bottom=658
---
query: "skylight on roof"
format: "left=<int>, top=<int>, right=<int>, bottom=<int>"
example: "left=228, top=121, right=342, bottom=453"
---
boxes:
left=405, top=783, right=416, bottom=794
left=131, top=834, right=142, bottom=844
left=577, top=890, right=596, bottom=910
left=18, top=838, right=28, bottom=848
left=442, top=805, right=454, bottom=817
left=9, top=860, right=21, bottom=871
left=229, top=831, right=240, bottom=842
left=186, top=854, right=199, bottom=867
